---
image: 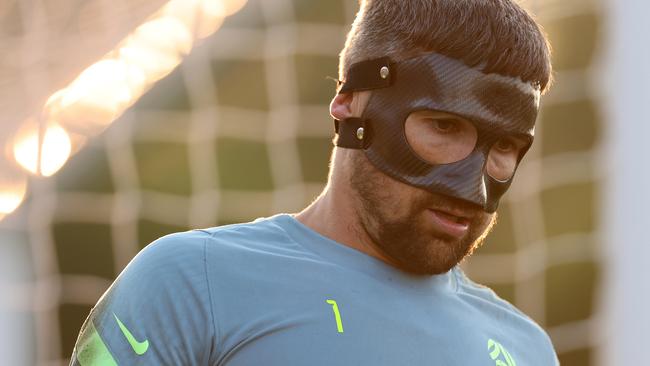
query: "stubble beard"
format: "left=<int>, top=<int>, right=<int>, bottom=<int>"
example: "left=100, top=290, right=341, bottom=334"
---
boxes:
left=348, top=152, right=496, bottom=275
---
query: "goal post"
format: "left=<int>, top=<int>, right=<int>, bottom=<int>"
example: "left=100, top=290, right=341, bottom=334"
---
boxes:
left=599, top=0, right=650, bottom=364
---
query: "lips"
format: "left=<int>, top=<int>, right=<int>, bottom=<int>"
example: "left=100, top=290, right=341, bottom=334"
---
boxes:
left=427, top=207, right=473, bottom=238
left=433, top=209, right=469, bottom=225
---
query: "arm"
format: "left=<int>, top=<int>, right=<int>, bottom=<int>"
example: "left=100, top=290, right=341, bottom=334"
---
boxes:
left=70, top=231, right=216, bottom=366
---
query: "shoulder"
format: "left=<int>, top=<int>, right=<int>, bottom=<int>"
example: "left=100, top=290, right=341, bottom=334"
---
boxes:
left=132, top=215, right=287, bottom=268
left=196, top=214, right=303, bottom=257
left=453, top=268, right=558, bottom=361
left=137, top=229, right=210, bottom=261
left=453, top=268, right=525, bottom=317
left=123, top=215, right=304, bottom=284
left=72, top=231, right=221, bottom=364
left=104, top=230, right=213, bottom=307
left=198, top=215, right=290, bottom=242
left=119, top=229, right=210, bottom=283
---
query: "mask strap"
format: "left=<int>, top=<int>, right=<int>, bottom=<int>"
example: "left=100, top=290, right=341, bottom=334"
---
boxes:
left=334, top=118, right=371, bottom=149
left=334, top=57, right=393, bottom=149
left=338, top=57, right=393, bottom=93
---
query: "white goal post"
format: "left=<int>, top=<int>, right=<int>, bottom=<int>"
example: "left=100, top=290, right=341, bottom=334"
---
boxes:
left=600, top=0, right=650, bottom=364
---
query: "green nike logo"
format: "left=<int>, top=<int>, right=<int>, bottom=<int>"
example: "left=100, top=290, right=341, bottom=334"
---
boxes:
left=114, top=313, right=149, bottom=355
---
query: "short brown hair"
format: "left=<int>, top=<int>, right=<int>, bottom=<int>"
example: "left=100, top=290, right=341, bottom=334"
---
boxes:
left=340, top=0, right=552, bottom=92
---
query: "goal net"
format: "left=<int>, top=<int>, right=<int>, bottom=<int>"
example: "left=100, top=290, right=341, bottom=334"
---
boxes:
left=0, top=0, right=603, bottom=365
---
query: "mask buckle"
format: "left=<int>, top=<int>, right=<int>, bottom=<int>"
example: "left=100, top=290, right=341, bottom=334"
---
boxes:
left=334, top=118, right=371, bottom=149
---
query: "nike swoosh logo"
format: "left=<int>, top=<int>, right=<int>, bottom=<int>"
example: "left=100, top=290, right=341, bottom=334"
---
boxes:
left=113, top=313, right=149, bottom=355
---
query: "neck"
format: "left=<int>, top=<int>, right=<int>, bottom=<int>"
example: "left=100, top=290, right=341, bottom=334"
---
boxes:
left=293, top=180, right=401, bottom=268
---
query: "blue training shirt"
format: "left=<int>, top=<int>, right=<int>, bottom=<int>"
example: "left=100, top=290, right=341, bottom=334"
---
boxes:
left=71, top=213, right=559, bottom=365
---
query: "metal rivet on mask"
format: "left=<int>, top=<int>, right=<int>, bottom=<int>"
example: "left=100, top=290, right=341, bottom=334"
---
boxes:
left=356, top=127, right=364, bottom=140
left=380, top=66, right=389, bottom=79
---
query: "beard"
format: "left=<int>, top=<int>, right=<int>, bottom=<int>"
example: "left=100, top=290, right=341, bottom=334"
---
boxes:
left=348, top=152, right=496, bottom=275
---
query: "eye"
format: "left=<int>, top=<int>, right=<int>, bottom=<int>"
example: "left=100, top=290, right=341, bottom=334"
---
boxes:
left=494, top=138, right=517, bottom=153
left=430, top=118, right=459, bottom=133
left=406, top=112, right=478, bottom=165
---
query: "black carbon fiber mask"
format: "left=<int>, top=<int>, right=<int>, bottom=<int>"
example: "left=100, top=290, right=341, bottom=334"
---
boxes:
left=334, top=52, right=541, bottom=212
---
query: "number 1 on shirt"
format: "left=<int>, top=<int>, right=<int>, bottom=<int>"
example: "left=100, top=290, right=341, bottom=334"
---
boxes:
left=326, top=299, right=344, bottom=333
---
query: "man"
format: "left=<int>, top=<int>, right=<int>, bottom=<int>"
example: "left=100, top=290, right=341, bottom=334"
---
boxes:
left=71, top=0, right=557, bottom=365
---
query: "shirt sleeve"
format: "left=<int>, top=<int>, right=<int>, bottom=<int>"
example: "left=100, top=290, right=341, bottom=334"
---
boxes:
left=69, top=230, right=217, bottom=366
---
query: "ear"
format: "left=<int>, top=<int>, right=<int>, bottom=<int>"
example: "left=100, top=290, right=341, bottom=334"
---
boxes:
left=329, top=92, right=354, bottom=121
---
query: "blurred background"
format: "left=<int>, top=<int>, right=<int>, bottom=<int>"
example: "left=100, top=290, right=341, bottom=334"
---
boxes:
left=1, top=0, right=647, bottom=365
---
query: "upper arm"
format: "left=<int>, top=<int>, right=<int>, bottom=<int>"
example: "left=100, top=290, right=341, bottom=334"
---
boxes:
left=70, top=231, right=216, bottom=366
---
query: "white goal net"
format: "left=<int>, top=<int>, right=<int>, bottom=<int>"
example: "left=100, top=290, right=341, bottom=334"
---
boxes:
left=0, top=0, right=604, bottom=365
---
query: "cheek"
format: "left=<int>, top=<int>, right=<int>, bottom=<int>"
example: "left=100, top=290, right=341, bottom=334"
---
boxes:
left=368, top=175, right=424, bottom=220
left=472, top=212, right=496, bottom=234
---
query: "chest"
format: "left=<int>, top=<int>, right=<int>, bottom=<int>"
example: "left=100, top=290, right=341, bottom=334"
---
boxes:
left=210, top=269, right=542, bottom=366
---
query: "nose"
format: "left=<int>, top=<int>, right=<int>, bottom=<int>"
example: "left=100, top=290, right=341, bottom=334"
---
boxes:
left=424, top=151, right=488, bottom=209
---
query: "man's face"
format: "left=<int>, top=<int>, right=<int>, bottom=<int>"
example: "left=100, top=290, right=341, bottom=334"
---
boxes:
left=347, top=109, right=499, bottom=275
